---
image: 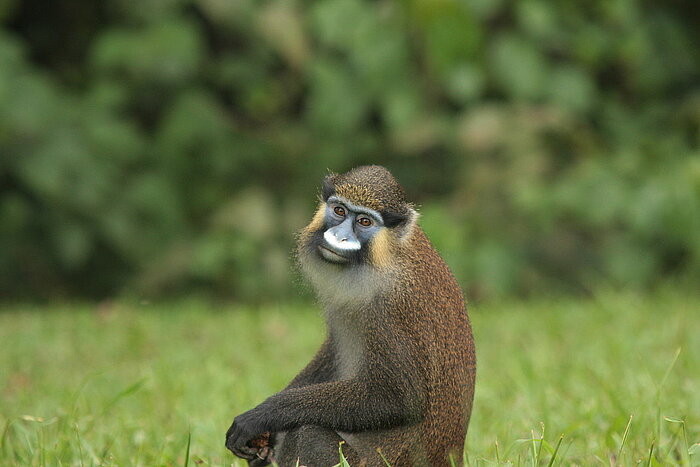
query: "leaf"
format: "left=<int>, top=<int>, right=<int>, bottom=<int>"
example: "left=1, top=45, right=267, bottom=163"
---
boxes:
left=338, top=441, right=351, bottom=467
left=548, top=65, right=596, bottom=112
left=491, top=33, right=548, bottom=99
left=663, top=416, right=685, bottom=424
left=91, top=19, right=203, bottom=84
left=306, top=58, right=370, bottom=133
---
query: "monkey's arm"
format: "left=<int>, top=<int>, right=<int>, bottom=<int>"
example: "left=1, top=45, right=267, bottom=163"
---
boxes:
left=225, top=339, right=336, bottom=461
left=226, top=365, right=425, bottom=455
left=284, top=338, right=336, bottom=390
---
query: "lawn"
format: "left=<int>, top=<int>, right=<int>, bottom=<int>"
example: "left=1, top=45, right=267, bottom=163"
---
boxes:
left=0, top=291, right=698, bottom=466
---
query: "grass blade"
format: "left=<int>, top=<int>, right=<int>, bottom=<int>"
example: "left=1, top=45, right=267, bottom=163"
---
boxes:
left=335, top=441, right=351, bottom=467
left=531, top=429, right=539, bottom=466
left=463, top=446, right=471, bottom=467
left=0, top=419, right=11, bottom=458
left=655, top=348, right=681, bottom=442
left=74, top=423, right=84, bottom=467
left=546, top=435, right=564, bottom=467
left=664, top=417, right=691, bottom=467
left=646, top=440, right=655, bottom=467
left=617, top=415, right=633, bottom=462
left=377, top=448, right=392, bottom=467
left=100, top=379, right=147, bottom=416
left=183, top=429, right=192, bottom=467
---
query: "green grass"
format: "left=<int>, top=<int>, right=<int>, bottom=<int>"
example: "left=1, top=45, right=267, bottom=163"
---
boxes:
left=0, top=291, right=698, bottom=466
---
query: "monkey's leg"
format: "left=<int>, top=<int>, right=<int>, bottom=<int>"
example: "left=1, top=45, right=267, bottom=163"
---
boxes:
left=273, top=426, right=358, bottom=467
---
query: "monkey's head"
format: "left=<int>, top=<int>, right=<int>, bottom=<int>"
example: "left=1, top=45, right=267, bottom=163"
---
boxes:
left=297, top=166, right=418, bottom=301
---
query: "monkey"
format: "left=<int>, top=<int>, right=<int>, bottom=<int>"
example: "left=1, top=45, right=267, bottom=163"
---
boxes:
left=225, top=165, right=476, bottom=467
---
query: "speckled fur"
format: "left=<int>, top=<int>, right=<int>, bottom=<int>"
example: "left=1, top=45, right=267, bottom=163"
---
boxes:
left=326, top=165, right=413, bottom=218
left=291, top=166, right=476, bottom=467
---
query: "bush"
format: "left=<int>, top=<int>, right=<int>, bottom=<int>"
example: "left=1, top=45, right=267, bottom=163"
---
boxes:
left=0, top=0, right=698, bottom=300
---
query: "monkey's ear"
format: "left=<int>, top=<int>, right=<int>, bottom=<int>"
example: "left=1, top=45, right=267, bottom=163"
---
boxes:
left=381, top=210, right=408, bottom=229
left=383, top=207, right=418, bottom=240
left=321, top=174, right=337, bottom=201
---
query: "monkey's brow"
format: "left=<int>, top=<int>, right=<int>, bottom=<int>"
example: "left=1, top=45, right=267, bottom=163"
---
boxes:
left=326, top=196, right=384, bottom=224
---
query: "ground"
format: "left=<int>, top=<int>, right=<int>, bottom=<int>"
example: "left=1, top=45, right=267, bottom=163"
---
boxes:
left=0, top=290, right=698, bottom=466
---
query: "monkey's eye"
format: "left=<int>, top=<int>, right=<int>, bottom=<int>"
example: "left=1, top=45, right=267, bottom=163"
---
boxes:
left=357, top=216, right=373, bottom=227
left=333, top=206, right=346, bottom=217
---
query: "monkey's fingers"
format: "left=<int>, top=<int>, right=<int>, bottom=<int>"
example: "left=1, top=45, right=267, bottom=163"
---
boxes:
left=248, top=446, right=274, bottom=467
left=249, top=431, right=271, bottom=448
left=230, top=444, right=258, bottom=460
left=249, top=458, right=269, bottom=467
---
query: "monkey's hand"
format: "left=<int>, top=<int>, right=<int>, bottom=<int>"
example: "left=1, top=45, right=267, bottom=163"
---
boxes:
left=225, top=410, right=272, bottom=460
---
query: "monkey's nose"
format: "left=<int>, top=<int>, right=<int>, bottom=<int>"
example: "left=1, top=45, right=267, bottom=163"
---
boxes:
left=323, top=229, right=361, bottom=251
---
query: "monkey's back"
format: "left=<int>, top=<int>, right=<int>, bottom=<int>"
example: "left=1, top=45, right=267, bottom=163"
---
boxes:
left=377, top=228, right=476, bottom=466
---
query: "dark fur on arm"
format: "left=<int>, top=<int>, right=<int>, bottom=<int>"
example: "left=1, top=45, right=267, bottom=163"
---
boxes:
left=225, top=357, right=426, bottom=455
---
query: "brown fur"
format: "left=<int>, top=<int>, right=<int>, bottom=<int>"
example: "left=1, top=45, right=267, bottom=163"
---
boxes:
left=327, top=165, right=413, bottom=217
left=292, top=166, right=476, bottom=467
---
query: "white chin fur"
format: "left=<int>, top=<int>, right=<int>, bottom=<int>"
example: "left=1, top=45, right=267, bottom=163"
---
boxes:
left=319, top=246, right=349, bottom=263
left=300, top=249, right=392, bottom=309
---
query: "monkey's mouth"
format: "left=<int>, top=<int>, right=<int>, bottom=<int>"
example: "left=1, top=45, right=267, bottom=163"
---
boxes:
left=318, top=245, right=351, bottom=264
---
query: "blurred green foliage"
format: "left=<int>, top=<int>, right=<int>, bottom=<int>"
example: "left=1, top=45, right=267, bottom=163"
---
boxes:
left=0, top=0, right=698, bottom=301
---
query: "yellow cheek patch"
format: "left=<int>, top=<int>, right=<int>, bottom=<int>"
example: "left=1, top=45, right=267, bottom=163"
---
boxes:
left=370, top=228, right=393, bottom=269
left=303, top=203, right=326, bottom=235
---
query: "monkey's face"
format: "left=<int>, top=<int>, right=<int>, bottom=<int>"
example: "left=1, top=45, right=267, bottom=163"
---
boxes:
left=298, top=167, right=417, bottom=273
left=297, top=166, right=417, bottom=305
left=312, top=196, right=384, bottom=265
